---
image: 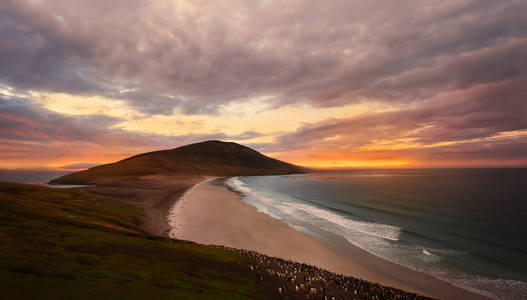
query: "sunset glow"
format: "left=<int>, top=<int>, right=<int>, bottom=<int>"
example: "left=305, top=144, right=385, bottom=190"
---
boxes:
left=1, top=0, right=526, bottom=170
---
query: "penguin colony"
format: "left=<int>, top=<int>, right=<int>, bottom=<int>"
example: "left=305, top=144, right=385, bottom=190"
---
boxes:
left=207, top=245, right=435, bottom=300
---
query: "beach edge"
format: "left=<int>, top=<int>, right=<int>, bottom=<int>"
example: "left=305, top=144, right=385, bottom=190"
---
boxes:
left=167, top=176, right=491, bottom=300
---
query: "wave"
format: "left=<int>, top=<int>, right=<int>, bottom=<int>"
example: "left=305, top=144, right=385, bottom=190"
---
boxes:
left=227, top=175, right=527, bottom=300
left=228, top=177, right=282, bottom=220
left=228, top=177, right=401, bottom=242
left=283, top=202, right=401, bottom=241
left=229, top=177, right=251, bottom=194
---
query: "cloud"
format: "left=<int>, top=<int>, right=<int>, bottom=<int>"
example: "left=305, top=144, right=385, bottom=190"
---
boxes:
left=0, top=93, right=269, bottom=167
left=0, top=1, right=102, bottom=94
left=1, top=0, right=525, bottom=115
left=1, top=0, right=526, bottom=167
left=0, top=94, right=158, bottom=167
left=255, top=76, right=527, bottom=166
left=59, top=163, right=102, bottom=170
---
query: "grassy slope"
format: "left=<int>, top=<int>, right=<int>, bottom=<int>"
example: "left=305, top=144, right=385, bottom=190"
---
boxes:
left=0, top=182, right=265, bottom=299
left=50, top=141, right=308, bottom=185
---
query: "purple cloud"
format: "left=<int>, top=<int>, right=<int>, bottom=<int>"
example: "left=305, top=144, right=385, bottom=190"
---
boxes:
left=1, top=0, right=525, bottom=115
left=1, top=0, right=526, bottom=166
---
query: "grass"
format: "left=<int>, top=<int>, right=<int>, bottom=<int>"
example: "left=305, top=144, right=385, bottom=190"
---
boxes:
left=0, top=182, right=265, bottom=299
left=50, top=141, right=307, bottom=184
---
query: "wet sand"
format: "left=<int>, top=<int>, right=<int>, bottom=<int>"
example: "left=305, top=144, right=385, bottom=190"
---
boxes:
left=168, top=177, right=490, bottom=300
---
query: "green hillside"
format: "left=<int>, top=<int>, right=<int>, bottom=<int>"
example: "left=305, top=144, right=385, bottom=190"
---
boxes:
left=50, top=141, right=308, bottom=185
left=0, top=182, right=265, bottom=299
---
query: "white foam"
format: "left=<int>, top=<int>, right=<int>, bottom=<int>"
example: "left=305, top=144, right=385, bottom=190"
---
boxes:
left=228, top=177, right=252, bottom=194
left=436, top=275, right=527, bottom=300
left=284, top=202, right=401, bottom=241
left=47, top=184, right=94, bottom=188
left=227, top=176, right=527, bottom=300
left=227, top=177, right=282, bottom=219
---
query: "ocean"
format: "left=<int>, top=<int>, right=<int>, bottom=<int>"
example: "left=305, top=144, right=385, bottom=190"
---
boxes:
left=0, top=169, right=71, bottom=184
left=226, top=169, right=527, bottom=300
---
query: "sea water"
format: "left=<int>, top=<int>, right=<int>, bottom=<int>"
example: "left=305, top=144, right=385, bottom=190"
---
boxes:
left=226, top=169, right=527, bottom=300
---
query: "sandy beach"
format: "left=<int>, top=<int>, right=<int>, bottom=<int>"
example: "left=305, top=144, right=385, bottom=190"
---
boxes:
left=168, top=177, right=490, bottom=300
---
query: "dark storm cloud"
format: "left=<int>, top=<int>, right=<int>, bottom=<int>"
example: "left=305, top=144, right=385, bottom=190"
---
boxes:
left=1, top=0, right=526, bottom=115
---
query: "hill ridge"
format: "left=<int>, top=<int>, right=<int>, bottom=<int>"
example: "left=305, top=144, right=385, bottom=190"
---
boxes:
left=50, top=140, right=308, bottom=184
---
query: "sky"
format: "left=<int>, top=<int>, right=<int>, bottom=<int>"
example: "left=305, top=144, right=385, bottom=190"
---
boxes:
left=1, top=0, right=526, bottom=170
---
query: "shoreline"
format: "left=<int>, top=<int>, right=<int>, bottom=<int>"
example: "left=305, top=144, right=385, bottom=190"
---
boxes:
left=168, top=177, right=490, bottom=300
left=82, top=174, right=204, bottom=237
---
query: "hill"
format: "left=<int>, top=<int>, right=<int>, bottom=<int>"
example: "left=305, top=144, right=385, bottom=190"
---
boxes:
left=0, top=182, right=265, bottom=299
left=0, top=182, right=428, bottom=300
left=50, top=141, right=308, bottom=185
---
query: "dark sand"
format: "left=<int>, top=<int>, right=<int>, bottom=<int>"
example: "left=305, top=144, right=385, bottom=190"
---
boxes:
left=169, top=178, right=490, bottom=300
left=85, top=174, right=203, bottom=236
